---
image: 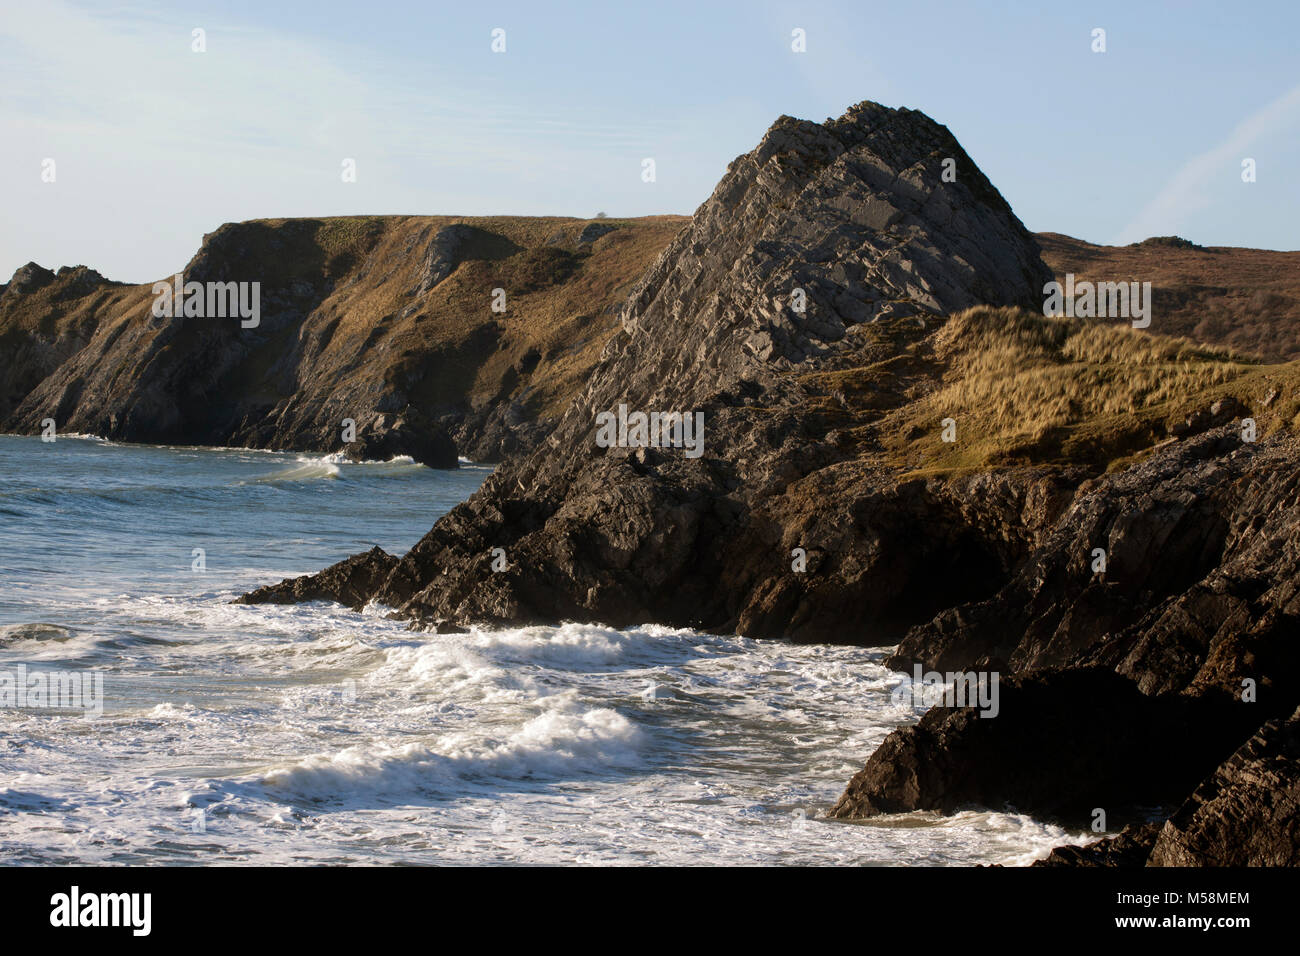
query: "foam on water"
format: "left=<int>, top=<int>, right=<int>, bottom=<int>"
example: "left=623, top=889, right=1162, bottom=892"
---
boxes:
left=0, top=435, right=1095, bottom=865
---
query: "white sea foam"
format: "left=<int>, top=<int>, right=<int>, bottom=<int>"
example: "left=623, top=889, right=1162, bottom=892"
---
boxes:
left=254, top=698, right=644, bottom=802
left=0, top=602, right=1085, bottom=865
left=235, top=450, right=431, bottom=484
left=0, top=436, right=1086, bottom=866
left=250, top=458, right=343, bottom=482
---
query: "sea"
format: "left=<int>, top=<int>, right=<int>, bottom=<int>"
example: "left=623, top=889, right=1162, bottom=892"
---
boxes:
left=0, top=434, right=1088, bottom=865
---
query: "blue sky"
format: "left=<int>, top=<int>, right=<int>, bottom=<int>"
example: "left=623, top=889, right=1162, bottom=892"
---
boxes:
left=3, top=0, right=1298, bottom=282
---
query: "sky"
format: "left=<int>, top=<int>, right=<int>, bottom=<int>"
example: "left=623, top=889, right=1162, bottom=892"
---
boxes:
left=2, top=0, right=1298, bottom=283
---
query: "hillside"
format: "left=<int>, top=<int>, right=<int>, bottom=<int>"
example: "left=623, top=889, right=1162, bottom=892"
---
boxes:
left=1038, top=232, right=1300, bottom=361
left=5, top=219, right=1295, bottom=471
left=0, top=215, right=686, bottom=464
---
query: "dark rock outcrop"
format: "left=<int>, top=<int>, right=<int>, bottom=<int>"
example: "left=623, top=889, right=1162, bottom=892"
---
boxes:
left=831, top=419, right=1300, bottom=863
left=241, top=101, right=1055, bottom=640
left=1032, top=707, right=1300, bottom=866
left=889, top=422, right=1300, bottom=717
left=1148, top=705, right=1300, bottom=866
left=342, top=409, right=458, bottom=469
left=1032, top=823, right=1162, bottom=867
left=235, top=546, right=399, bottom=612
left=827, top=668, right=1260, bottom=828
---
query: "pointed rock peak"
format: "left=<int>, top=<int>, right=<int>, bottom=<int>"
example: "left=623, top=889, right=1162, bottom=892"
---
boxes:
left=4, top=262, right=56, bottom=296
left=610, top=98, right=1052, bottom=408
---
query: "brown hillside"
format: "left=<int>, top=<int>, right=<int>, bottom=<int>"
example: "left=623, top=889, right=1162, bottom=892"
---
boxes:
left=1037, top=232, right=1300, bottom=361
left=0, top=215, right=687, bottom=462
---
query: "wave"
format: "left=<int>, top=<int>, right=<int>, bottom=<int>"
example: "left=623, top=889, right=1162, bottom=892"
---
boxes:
left=248, top=698, right=645, bottom=803
left=243, top=453, right=428, bottom=484
left=248, top=458, right=343, bottom=483
left=0, top=596, right=1077, bottom=864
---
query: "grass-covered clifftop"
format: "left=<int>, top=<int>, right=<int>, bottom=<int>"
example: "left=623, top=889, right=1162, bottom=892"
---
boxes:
left=0, top=214, right=687, bottom=462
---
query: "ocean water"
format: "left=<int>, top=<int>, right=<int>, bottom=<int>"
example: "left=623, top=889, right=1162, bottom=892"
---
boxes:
left=0, top=435, right=1087, bottom=865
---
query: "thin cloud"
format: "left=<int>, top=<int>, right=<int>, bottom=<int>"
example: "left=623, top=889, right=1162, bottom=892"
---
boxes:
left=1113, top=83, right=1300, bottom=244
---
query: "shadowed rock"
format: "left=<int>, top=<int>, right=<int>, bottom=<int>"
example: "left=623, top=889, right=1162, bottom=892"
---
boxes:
left=1148, top=705, right=1300, bottom=866
left=1032, top=823, right=1162, bottom=867
left=342, top=409, right=458, bottom=469
left=827, top=668, right=1260, bottom=829
left=0, top=216, right=683, bottom=463
left=890, top=424, right=1300, bottom=718
left=1035, top=706, right=1300, bottom=866
left=235, top=546, right=399, bottom=611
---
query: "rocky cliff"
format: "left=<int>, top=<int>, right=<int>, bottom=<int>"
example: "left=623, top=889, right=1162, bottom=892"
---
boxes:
left=0, top=215, right=685, bottom=464
left=240, top=101, right=1055, bottom=634
left=8, top=224, right=1294, bottom=471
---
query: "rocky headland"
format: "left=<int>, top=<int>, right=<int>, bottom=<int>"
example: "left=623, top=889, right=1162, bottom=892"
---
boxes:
left=1, top=215, right=685, bottom=464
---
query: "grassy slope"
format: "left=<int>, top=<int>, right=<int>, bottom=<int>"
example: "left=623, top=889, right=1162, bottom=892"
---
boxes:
left=198, top=214, right=689, bottom=424
left=803, top=305, right=1300, bottom=478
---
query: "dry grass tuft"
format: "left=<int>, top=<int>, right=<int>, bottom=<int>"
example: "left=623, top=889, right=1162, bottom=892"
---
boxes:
left=853, top=306, right=1293, bottom=475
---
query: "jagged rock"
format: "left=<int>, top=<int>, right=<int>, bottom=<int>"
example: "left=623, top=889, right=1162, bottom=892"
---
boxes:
left=889, top=424, right=1300, bottom=720
left=827, top=668, right=1260, bottom=827
left=1148, top=705, right=1300, bottom=866
left=5, top=262, right=56, bottom=295
left=251, top=100, right=1055, bottom=636
left=235, top=546, right=399, bottom=611
left=1032, top=822, right=1162, bottom=867
left=876, top=416, right=1300, bottom=864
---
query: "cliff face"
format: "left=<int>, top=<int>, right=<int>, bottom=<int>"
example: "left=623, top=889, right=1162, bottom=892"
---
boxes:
left=241, top=101, right=1056, bottom=638
left=0, top=215, right=685, bottom=464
